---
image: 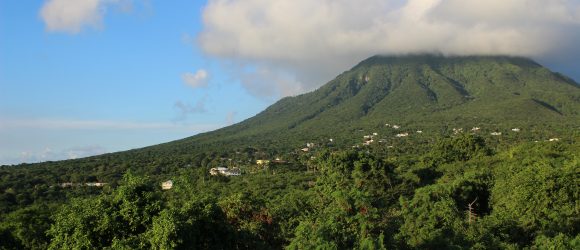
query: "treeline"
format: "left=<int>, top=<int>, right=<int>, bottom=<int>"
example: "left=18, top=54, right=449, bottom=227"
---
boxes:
left=1, top=134, right=578, bottom=249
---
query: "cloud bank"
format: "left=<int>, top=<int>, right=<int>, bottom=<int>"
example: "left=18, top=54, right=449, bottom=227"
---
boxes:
left=39, top=0, right=131, bottom=33
left=13, top=146, right=107, bottom=165
left=199, top=0, right=580, bottom=98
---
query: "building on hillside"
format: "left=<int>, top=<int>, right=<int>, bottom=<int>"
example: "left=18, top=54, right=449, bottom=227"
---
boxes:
left=86, top=182, right=107, bottom=187
left=256, top=159, right=270, bottom=165
left=59, top=182, right=75, bottom=188
left=210, top=167, right=241, bottom=176
left=511, top=128, right=520, bottom=132
left=301, top=147, right=309, bottom=152
left=395, top=132, right=409, bottom=137
left=272, top=158, right=287, bottom=164
left=490, top=132, right=502, bottom=136
left=161, top=180, right=173, bottom=190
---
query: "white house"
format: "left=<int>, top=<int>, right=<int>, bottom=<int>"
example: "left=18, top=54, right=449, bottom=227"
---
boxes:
left=395, top=132, right=409, bottom=137
left=511, top=128, right=521, bottom=132
left=210, top=167, right=241, bottom=176
left=490, top=132, right=502, bottom=136
left=86, top=182, right=107, bottom=187
left=161, top=180, right=173, bottom=190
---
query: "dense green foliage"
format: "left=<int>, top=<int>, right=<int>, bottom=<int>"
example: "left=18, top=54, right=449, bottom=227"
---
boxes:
left=1, top=135, right=577, bottom=249
left=0, top=55, right=579, bottom=249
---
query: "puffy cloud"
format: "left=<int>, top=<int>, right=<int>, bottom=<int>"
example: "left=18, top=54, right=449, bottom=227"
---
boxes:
left=39, top=0, right=131, bottom=33
left=198, top=0, right=580, bottom=98
left=182, top=69, right=210, bottom=89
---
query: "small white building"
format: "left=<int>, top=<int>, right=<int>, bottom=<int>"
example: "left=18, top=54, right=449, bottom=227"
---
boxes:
left=548, top=138, right=560, bottom=142
left=471, top=127, right=481, bottom=132
left=86, top=182, right=107, bottom=187
left=416, top=130, right=423, bottom=134
left=161, top=180, right=173, bottom=190
left=395, top=132, right=409, bottom=137
left=511, top=128, right=521, bottom=132
left=59, top=182, right=74, bottom=188
left=490, top=132, right=502, bottom=136
left=392, top=125, right=400, bottom=129
left=209, top=167, right=241, bottom=176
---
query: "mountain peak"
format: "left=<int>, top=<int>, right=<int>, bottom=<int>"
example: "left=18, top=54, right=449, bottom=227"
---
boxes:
left=180, top=54, right=579, bottom=152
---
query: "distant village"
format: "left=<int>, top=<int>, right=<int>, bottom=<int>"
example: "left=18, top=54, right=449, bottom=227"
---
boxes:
left=56, top=122, right=562, bottom=191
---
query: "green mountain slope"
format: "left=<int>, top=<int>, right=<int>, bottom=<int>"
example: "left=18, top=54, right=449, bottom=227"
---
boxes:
left=2, top=55, right=579, bottom=167
left=163, top=55, right=579, bottom=152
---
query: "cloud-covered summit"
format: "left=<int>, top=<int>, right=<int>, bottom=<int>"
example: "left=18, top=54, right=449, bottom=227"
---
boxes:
left=199, top=0, right=580, bottom=98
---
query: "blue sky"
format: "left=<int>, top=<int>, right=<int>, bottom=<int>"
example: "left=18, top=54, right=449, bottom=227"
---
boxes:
left=0, top=0, right=269, bottom=164
left=1, top=0, right=579, bottom=165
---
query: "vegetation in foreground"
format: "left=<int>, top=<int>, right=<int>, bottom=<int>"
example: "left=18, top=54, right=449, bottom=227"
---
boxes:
left=1, top=133, right=578, bottom=249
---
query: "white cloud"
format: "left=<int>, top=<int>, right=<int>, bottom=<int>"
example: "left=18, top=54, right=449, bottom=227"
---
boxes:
left=182, top=69, right=210, bottom=89
left=198, top=0, right=580, bottom=98
left=39, top=0, right=131, bottom=33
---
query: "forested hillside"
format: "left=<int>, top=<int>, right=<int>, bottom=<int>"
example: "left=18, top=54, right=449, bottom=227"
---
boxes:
left=0, top=55, right=579, bottom=249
